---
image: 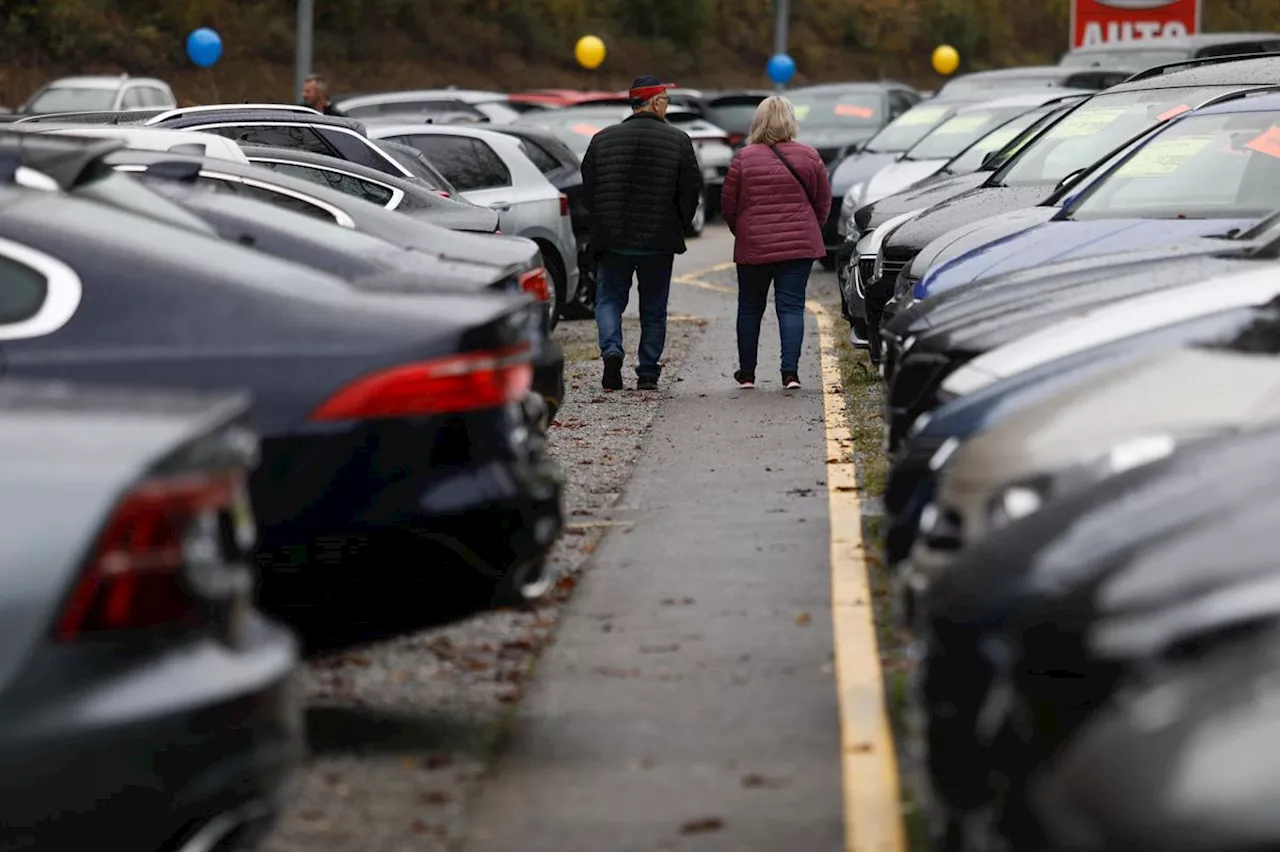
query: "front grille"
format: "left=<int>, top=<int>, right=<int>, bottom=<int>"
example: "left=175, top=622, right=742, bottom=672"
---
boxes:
left=880, top=260, right=907, bottom=286
left=887, top=353, right=953, bottom=451
left=856, top=258, right=875, bottom=297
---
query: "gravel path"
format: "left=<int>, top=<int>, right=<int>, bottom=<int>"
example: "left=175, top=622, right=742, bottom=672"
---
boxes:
left=260, top=315, right=708, bottom=852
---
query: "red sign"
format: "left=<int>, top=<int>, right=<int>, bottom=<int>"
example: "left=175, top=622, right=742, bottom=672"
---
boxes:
left=1070, top=0, right=1201, bottom=50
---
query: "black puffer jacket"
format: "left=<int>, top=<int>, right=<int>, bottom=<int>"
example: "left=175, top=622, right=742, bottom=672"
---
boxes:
left=581, top=112, right=703, bottom=255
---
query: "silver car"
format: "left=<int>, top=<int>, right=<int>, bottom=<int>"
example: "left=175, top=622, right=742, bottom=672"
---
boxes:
left=365, top=123, right=581, bottom=321
left=18, top=74, right=177, bottom=114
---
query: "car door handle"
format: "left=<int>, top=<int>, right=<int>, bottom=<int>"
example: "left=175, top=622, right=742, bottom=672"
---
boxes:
left=489, top=202, right=511, bottom=212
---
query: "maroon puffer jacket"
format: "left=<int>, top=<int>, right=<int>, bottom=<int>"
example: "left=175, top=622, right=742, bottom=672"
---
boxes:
left=720, top=141, right=833, bottom=266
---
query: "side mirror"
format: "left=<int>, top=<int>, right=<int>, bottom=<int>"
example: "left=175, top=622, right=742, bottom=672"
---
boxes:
left=1056, top=168, right=1086, bottom=193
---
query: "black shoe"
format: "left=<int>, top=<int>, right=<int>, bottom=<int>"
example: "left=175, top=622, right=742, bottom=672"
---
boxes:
left=782, top=372, right=801, bottom=390
left=636, top=375, right=659, bottom=391
left=734, top=370, right=755, bottom=389
left=602, top=354, right=623, bottom=391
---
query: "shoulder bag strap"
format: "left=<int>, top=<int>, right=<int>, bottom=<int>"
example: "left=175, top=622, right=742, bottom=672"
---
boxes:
left=769, top=144, right=821, bottom=224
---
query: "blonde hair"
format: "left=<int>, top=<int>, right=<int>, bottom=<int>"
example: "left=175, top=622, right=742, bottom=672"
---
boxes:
left=747, top=96, right=798, bottom=146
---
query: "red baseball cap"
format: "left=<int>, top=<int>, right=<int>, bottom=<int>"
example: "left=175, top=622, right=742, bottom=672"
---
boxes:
left=629, top=75, right=676, bottom=101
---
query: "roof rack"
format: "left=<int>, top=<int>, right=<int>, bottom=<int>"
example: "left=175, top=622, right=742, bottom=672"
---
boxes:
left=1122, top=51, right=1280, bottom=84
left=1183, top=83, right=1280, bottom=110
left=145, top=103, right=320, bottom=124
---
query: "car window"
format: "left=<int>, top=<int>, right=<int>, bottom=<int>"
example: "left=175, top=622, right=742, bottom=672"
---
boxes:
left=946, top=109, right=1049, bottom=173
left=121, top=88, right=147, bottom=109
left=235, top=183, right=341, bottom=222
left=863, top=103, right=955, bottom=154
left=203, top=124, right=335, bottom=155
left=144, top=87, right=173, bottom=107
left=24, top=86, right=118, bottom=114
left=0, top=254, right=48, bottom=324
left=254, top=161, right=396, bottom=206
left=707, top=102, right=763, bottom=133
left=905, top=106, right=1032, bottom=161
left=789, top=90, right=884, bottom=131
left=996, top=85, right=1241, bottom=187
left=401, top=135, right=511, bottom=190
left=1068, top=110, right=1280, bottom=221
left=888, top=91, right=916, bottom=119
left=517, top=139, right=561, bottom=173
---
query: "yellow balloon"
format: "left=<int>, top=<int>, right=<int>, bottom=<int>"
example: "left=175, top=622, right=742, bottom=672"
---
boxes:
left=575, top=35, right=606, bottom=70
left=932, top=44, right=960, bottom=76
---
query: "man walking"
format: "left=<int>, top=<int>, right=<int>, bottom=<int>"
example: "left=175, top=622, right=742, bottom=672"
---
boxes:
left=301, top=73, right=346, bottom=117
left=581, top=75, right=703, bottom=391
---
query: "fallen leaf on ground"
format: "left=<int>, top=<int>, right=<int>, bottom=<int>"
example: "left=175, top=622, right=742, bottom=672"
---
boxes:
left=410, top=819, right=428, bottom=834
left=742, top=773, right=792, bottom=789
left=423, top=753, right=454, bottom=770
left=389, top=669, right=410, bottom=684
left=680, top=817, right=725, bottom=835
left=640, top=644, right=681, bottom=654
left=795, top=612, right=812, bottom=626
left=581, top=541, right=597, bottom=554
left=423, top=790, right=452, bottom=805
left=850, top=741, right=874, bottom=753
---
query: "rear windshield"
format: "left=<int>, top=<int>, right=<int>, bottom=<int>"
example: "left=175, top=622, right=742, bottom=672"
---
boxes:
left=996, top=85, right=1242, bottom=187
left=789, top=91, right=884, bottom=131
left=864, top=104, right=955, bottom=154
left=1069, top=109, right=1280, bottom=221
left=905, top=106, right=1036, bottom=161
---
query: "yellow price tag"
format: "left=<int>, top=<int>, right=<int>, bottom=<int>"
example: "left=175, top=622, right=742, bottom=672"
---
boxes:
left=973, top=125, right=1020, bottom=151
left=894, top=105, right=951, bottom=127
left=1115, top=135, right=1213, bottom=177
left=794, top=104, right=811, bottom=120
left=933, top=114, right=994, bottom=135
left=1049, top=106, right=1129, bottom=139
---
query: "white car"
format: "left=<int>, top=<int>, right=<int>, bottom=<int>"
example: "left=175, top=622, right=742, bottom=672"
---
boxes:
left=942, top=265, right=1280, bottom=397
left=25, top=126, right=250, bottom=164
left=366, top=123, right=580, bottom=319
left=18, top=75, right=177, bottom=115
left=334, top=90, right=522, bottom=125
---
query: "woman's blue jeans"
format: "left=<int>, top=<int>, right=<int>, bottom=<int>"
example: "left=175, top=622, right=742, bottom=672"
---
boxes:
left=736, top=259, right=813, bottom=375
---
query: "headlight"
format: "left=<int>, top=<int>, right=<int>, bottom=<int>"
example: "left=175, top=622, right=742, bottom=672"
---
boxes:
left=988, top=485, right=1046, bottom=530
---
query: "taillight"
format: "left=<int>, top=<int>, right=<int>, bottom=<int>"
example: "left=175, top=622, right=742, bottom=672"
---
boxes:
left=309, top=345, right=533, bottom=421
left=728, top=133, right=745, bottom=147
left=435, top=190, right=451, bottom=198
left=55, top=471, right=248, bottom=640
left=519, top=267, right=551, bottom=302
left=559, top=194, right=570, bottom=217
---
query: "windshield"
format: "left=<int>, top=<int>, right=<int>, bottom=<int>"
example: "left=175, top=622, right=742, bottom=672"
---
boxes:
left=708, top=102, right=763, bottom=132
left=935, top=73, right=1062, bottom=97
left=25, top=86, right=117, bottom=114
left=1068, top=110, right=1280, bottom=221
left=945, top=108, right=1051, bottom=173
left=996, top=85, right=1241, bottom=187
left=864, top=104, right=955, bottom=153
left=904, top=106, right=1034, bottom=161
left=789, top=91, right=883, bottom=131
left=1060, top=49, right=1191, bottom=70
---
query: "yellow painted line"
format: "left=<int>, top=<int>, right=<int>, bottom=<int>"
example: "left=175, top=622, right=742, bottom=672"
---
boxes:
left=809, top=297, right=906, bottom=852
left=673, top=274, right=735, bottom=295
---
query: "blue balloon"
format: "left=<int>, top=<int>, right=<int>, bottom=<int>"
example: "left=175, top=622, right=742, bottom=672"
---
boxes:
left=767, top=53, right=796, bottom=85
left=186, top=28, right=223, bottom=69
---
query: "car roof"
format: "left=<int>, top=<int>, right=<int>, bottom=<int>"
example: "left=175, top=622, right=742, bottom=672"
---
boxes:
left=336, top=89, right=509, bottom=107
left=1111, top=53, right=1280, bottom=90
left=153, top=109, right=369, bottom=133
left=365, top=123, right=522, bottom=146
left=787, top=81, right=908, bottom=94
left=42, top=75, right=151, bottom=90
left=28, top=125, right=251, bottom=164
left=1187, top=89, right=1280, bottom=116
left=235, top=144, right=431, bottom=190
left=1068, top=32, right=1280, bottom=54
left=956, top=89, right=1096, bottom=110
left=0, top=130, right=126, bottom=190
left=145, top=104, right=320, bottom=124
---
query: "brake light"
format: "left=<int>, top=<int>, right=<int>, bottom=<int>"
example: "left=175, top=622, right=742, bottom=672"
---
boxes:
left=519, top=267, right=550, bottom=302
left=559, top=194, right=570, bottom=217
left=55, top=471, right=246, bottom=640
left=435, top=190, right=451, bottom=198
left=728, top=133, right=745, bottom=146
left=309, top=345, right=533, bottom=421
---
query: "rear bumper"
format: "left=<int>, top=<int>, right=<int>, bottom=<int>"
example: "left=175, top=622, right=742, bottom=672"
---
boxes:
left=0, top=617, right=302, bottom=852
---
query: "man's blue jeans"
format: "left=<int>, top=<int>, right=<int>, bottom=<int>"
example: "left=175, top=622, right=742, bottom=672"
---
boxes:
left=736, top=259, right=813, bottom=374
left=595, top=251, right=675, bottom=379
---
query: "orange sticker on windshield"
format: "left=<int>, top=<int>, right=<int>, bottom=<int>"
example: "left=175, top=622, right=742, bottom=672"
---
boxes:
left=1245, top=126, right=1280, bottom=160
left=835, top=104, right=875, bottom=118
left=571, top=123, right=602, bottom=136
left=1157, top=104, right=1191, bottom=122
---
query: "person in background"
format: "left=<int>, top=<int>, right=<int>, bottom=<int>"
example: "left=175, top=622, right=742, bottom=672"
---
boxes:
left=581, top=74, right=703, bottom=391
left=301, top=73, right=345, bottom=117
left=720, top=96, right=831, bottom=390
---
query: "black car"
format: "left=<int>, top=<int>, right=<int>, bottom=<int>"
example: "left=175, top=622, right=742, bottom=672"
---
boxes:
left=0, top=147, right=563, bottom=644
left=862, top=53, right=1280, bottom=361
left=878, top=214, right=1280, bottom=451
left=0, top=382, right=303, bottom=852
left=916, top=422, right=1280, bottom=850
left=700, top=90, right=772, bottom=147
left=788, top=81, right=924, bottom=168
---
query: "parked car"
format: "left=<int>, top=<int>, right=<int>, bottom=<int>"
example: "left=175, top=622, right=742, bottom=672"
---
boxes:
left=1060, top=32, right=1280, bottom=71
left=787, top=81, right=923, bottom=168
left=149, top=107, right=417, bottom=179
left=371, top=138, right=459, bottom=194
left=862, top=53, right=1280, bottom=361
left=0, top=381, right=303, bottom=852
left=0, top=143, right=563, bottom=643
left=931, top=65, right=1134, bottom=99
left=699, top=90, right=773, bottom=147
left=16, top=74, right=176, bottom=115
left=365, top=123, right=581, bottom=319
left=17, top=123, right=251, bottom=163
left=333, top=89, right=524, bottom=124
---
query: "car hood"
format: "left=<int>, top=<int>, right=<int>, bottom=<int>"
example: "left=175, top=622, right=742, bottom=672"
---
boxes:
left=863, top=160, right=948, bottom=207
left=910, top=206, right=1061, bottom=286
left=830, top=151, right=901, bottom=194
left=882, top=183, right=1054, bottom=262
left=949, top=348, right=1280, bottom=492
left=922, top=217, right=1253, bottom=298
left=854, top=171, right=989, bottom=234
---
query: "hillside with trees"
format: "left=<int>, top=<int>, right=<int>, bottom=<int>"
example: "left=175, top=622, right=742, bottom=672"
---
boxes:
left=1, top=0, right=1279, bottom=105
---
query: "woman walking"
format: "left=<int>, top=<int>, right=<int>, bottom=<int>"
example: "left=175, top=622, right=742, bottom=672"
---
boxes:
left=720, top=96, right=832, bottom=389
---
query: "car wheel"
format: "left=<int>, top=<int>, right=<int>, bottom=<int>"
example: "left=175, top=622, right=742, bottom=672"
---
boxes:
left=539, top=245, right=567, bottom=332
left=685, top=193, right=707, bottom=238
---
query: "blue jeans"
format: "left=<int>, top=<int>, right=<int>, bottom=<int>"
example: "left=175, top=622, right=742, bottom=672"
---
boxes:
left=736, top=259, right=812, bottom=374
left=595, top=251, right=675, bottom=379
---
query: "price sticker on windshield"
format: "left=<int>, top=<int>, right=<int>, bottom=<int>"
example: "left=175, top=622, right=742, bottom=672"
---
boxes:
left=1245, top=126, right=1280, bottom=161
left=1115, top=136, right=1212, bottom=177
left=932, top=114, right=993, bottom=135
left=893, top=105, right=950, bottom=126
left=1049, top=106, right=1128, bottom=139
left=571, top=123, right=602, bottom=137
left=835, top=104, right=875, bottom=119
left=1157, top=104, right=1192, bottom=122
left=794, top=104, right=812, bottom=120
left=973, top=125, right=1020, bottom=151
